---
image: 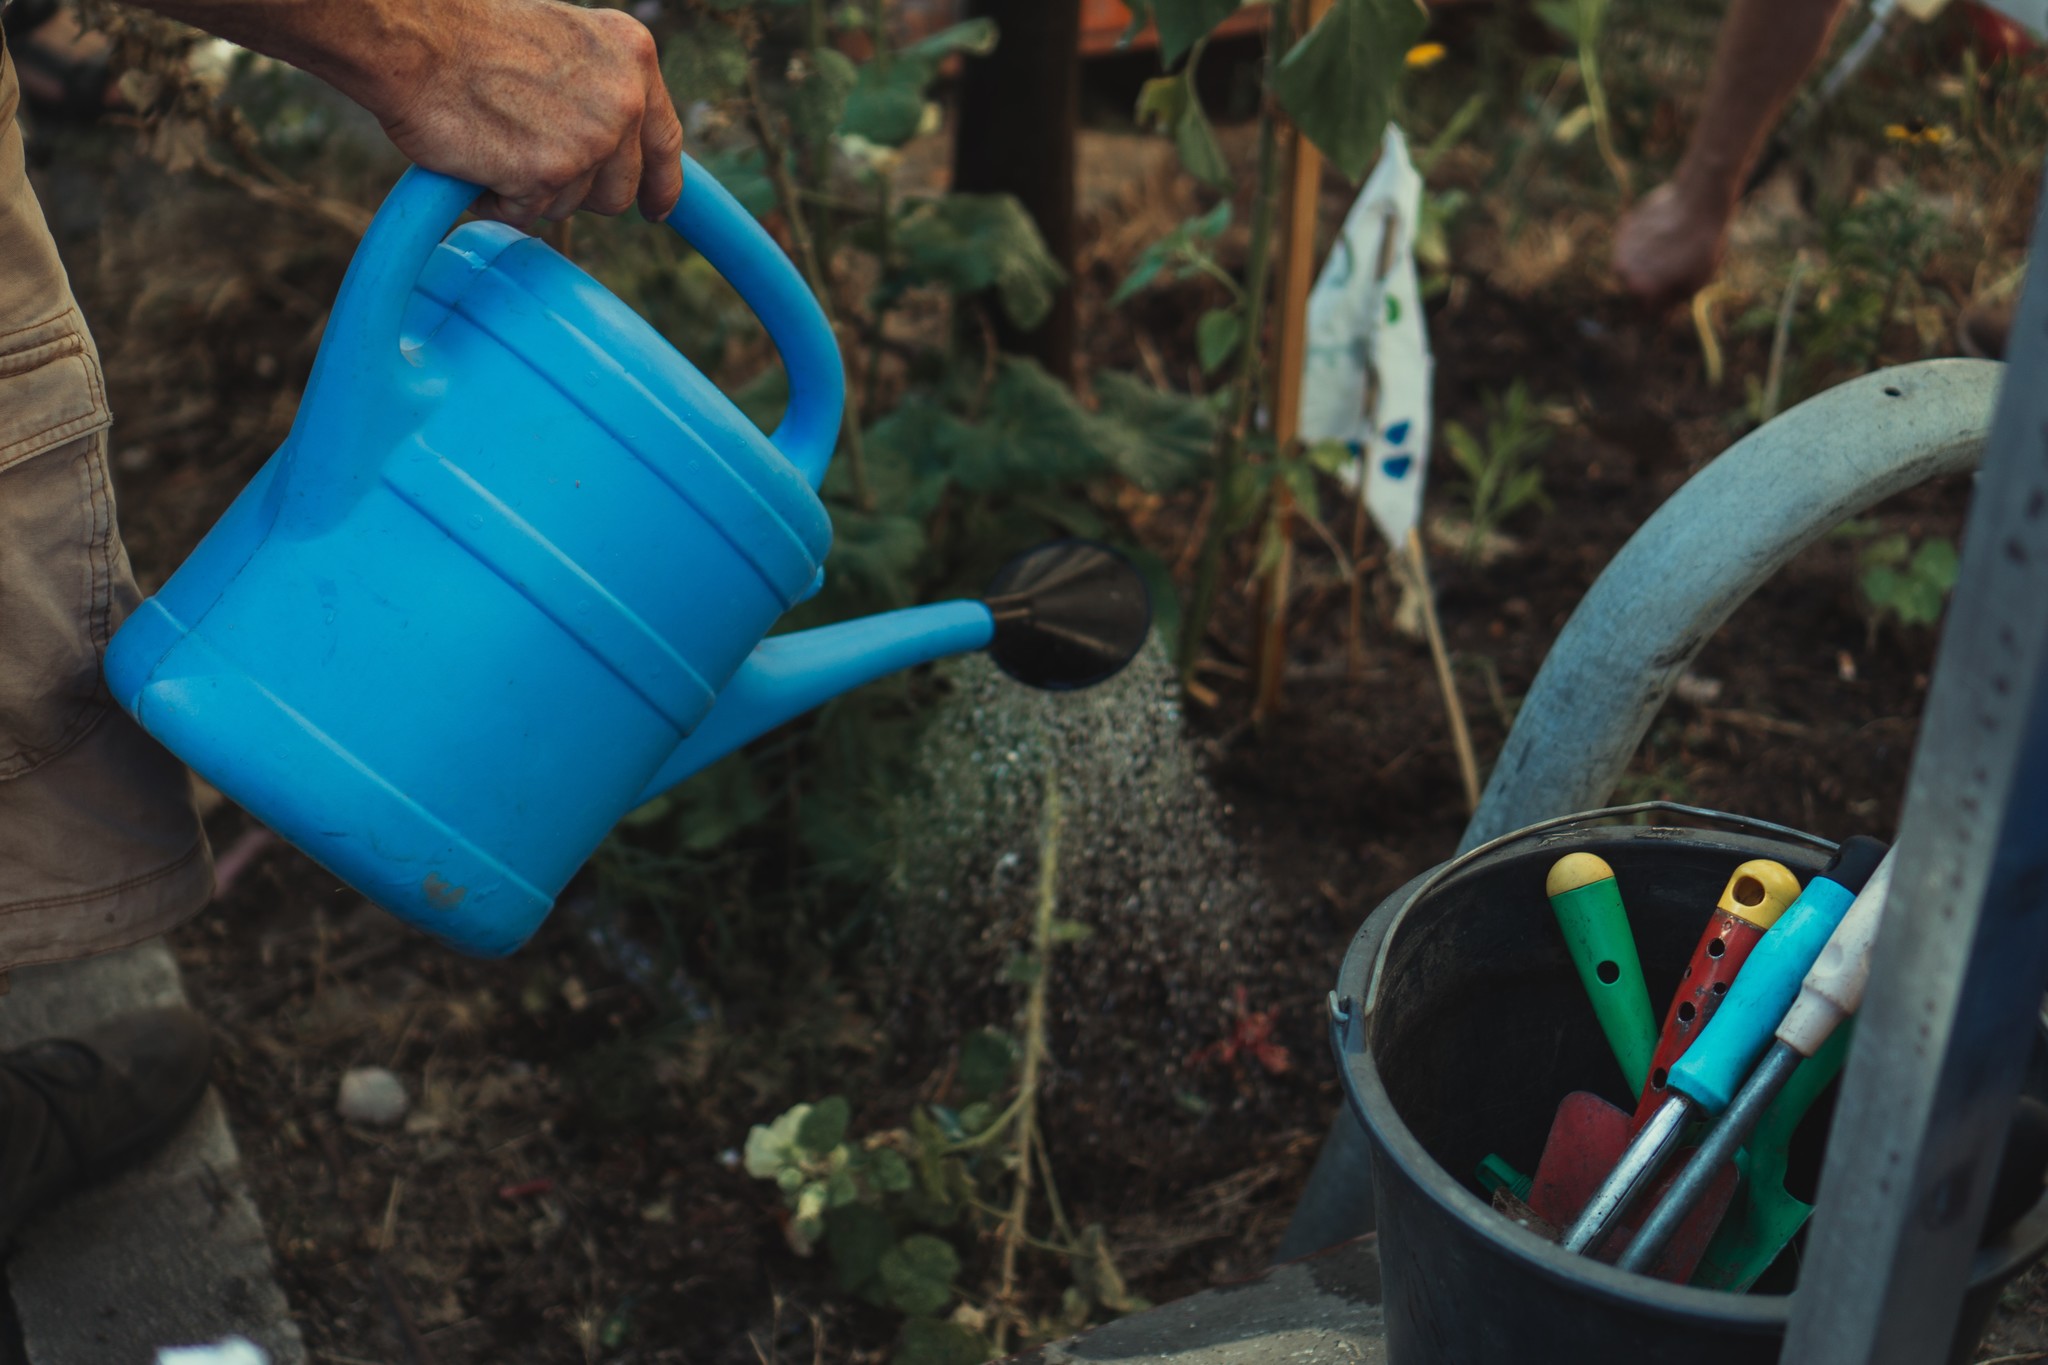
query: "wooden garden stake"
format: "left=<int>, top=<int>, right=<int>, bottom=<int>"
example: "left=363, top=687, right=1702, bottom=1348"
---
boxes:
left=1251, top=0, right=1334, bottom=724
left=1406, top=527, right=1483, bottom=812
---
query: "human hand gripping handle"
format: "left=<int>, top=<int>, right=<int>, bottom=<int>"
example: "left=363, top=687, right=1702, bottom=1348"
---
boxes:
left=139, top=0, right=687, bottom=226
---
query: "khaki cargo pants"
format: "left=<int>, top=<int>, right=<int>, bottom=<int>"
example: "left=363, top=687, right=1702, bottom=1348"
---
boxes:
left=0, top=36, right=212, bottom=969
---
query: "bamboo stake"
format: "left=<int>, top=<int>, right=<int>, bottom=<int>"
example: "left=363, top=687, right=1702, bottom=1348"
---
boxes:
left=1407, top=528, right=1482, bottom=812
left=1251, top=0, right=1334, bottom=724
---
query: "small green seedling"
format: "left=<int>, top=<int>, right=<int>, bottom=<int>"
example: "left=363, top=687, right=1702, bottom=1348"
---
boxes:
left=1444, top=380, right=1555, bottom=561
left=1858, top=532, right=1959, bottom=631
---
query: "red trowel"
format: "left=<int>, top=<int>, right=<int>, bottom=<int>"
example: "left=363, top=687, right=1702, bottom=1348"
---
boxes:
left=1526, top=858, right=1802, bottom=1280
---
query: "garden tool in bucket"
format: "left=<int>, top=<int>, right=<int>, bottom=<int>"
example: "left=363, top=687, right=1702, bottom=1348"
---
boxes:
left=1525, top=857, right=1799, bottom=1277
left=103, top=156, right=1150, bottom=958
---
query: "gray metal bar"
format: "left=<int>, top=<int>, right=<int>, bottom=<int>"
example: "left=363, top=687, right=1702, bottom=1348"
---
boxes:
left=1461, top=358, right=2000, bottom=854
left=1782, top=179, right=2048, bottom=1364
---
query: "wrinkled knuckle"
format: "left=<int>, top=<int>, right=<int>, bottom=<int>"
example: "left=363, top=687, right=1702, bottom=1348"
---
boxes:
left=645, top=113, right=684, bottom=159
left=539, top=155, right=584, bottom=191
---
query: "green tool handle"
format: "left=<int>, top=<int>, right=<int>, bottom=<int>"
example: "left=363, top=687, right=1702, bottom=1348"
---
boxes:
left=1549, top=875, right=1658, bottom=1094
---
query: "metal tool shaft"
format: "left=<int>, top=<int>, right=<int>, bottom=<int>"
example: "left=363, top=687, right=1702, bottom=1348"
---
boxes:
left=1618, top=1040, right=1802, bottom=1273
left=1560, top=1093, right=1691, bottom=1254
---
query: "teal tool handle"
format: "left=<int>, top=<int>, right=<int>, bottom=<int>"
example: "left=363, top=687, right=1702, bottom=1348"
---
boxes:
left=1547, top=860, right=1658, bottom=1094
left=1670, top=874, right=1858, bottom=1113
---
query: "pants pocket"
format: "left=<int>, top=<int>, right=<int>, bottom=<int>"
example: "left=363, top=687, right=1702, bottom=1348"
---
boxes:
left=0, top=429, right=123, bottom=779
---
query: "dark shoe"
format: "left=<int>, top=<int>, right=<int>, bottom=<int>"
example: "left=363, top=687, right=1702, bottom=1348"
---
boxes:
left=0, top=1006, right=214, bottom=1249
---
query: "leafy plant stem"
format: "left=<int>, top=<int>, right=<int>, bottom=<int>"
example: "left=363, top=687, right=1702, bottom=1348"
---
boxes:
left=1031, top=1123, right=1077, bottom=1245
left=994, top=770, right=1063, bottom=1355
left=1180, top=0, right=1295, bottom=683
left=1576, top=22, right=1631, bottom=198
left=1760, top=253, right=1808, bottom=423
left=743, top=61, right=874, bottom=509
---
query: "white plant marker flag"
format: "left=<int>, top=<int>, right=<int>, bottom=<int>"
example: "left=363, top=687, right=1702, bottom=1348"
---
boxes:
left=1297, top=123, right=1432, bottom=551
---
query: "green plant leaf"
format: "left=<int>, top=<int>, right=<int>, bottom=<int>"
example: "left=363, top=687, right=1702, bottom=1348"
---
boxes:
left=789, top=48, right=860, bottom=151
left=745, top=1104, right=811, bottom=1179
left=842, top=60, right=930, bottom=146
left=1135, top=67, right=1231, bottom=189
left=1110, top=202, right=1231, bottom=306
left=1533, top=0, right=1582, bottom=41
left=879, top=1234, right=961, bottom=1316
left=888, top=195, right=1066, bottom=329
left=1050, top=917, right=1096, bottom=944
left=1274, top=0, right=1426, bottom=180
left=1860, top=533, right=1912, bottom=570
left=798, top=1096, right=852, bottom=1155
left=1443, top=422, right=1485, bottom=477
left=894, top=1316, right=991, bottom=1365
left=1003, top=952, right=1044, bottom=985
left=826, top=1204, right=895, bottom=1293
left=661, top=19, right=750, bottom=104
left=1196, top=306, right=1244, bottom=374
left=1070, top=1223, right=1151, bottom=1315
left=958, top=1029, right=1018, bottom=1102
left=1148, top=0, right=1245, bottom=66
left=1863, top=565, right=1904, bottom=612
left=1912, top=537, right=1960, bottom=590
left=870, top=1147, right=915, bottom=1193
left=902, top=17, right=1001, bottom=62
left=843, top=21, right=998, bottom=148
left=1088, top=371, right=1216, bottom=494
left=692, top=146, right=775, bottom=220
left=1899, top=576, right=1946, bottom=626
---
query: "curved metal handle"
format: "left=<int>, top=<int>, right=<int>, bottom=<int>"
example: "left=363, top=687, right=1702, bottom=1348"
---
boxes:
left=665, top=153, right=844, bottom=488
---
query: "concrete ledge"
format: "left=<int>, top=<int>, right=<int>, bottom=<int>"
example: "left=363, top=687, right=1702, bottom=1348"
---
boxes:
left=0, top=941, right=304, bottom=1365
left=1004, top=1236, right=1386, bottom=1364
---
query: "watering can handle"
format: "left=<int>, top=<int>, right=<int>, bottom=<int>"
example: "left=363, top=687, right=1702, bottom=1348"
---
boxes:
left=298, top=154, right=844, bottom=506
left=663, top=158, right=844, bottom=488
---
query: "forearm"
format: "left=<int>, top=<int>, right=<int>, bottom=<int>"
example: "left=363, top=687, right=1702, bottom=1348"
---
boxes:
left=126, top=0, right=454, bottom=113
left=1674, top=0, right=1854, bottom=211
left=123, top=0, right=683, bottom=224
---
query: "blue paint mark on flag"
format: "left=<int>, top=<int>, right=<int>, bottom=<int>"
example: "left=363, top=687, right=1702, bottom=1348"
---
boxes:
left=1381, top=455, right=1414, bottom=480
left=1385, top=420, right=1411, bottom=445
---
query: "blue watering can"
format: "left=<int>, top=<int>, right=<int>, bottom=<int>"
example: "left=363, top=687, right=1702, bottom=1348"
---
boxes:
left=104, top=154, right=1147, bottom=957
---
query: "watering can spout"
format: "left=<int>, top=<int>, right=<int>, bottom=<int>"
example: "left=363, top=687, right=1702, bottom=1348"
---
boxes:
left=634, top=538, right=1154, bottom=806
left=634, top=601, right=996, bottom=805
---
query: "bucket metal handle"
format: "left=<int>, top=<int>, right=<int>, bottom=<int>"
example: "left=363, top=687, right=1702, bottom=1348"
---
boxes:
left=284, top=154, right=845, bottom=529
left=1359, top=802, right=1838, bottom=1021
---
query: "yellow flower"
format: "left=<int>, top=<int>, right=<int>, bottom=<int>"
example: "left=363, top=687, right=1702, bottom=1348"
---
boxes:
left=1884, top=120, right=1953, bottom=145
left=1406, top=42, right=1447, bottom=69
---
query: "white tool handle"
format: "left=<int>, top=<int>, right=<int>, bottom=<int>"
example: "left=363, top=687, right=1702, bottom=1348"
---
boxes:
left=1777, top=848, right=1897, bottom=1055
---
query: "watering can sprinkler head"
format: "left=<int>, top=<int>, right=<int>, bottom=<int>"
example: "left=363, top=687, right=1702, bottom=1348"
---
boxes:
left=984, top=539, right=1152, bottom=692
left=627, top=540, right=1152, bottom=810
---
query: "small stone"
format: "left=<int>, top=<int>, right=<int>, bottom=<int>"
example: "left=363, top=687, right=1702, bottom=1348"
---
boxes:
left=1674, top=672, right=1724, bottom=706
left=336, top=1067, right=409, bottom=1126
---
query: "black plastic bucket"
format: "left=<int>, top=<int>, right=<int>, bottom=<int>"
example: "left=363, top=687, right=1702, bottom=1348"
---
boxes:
left=1333, top=804, right=2048, bottom=1365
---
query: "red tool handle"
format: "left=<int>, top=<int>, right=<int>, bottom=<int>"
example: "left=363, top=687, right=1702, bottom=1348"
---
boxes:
left=1631, top=909, right=1767, bottom=1126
